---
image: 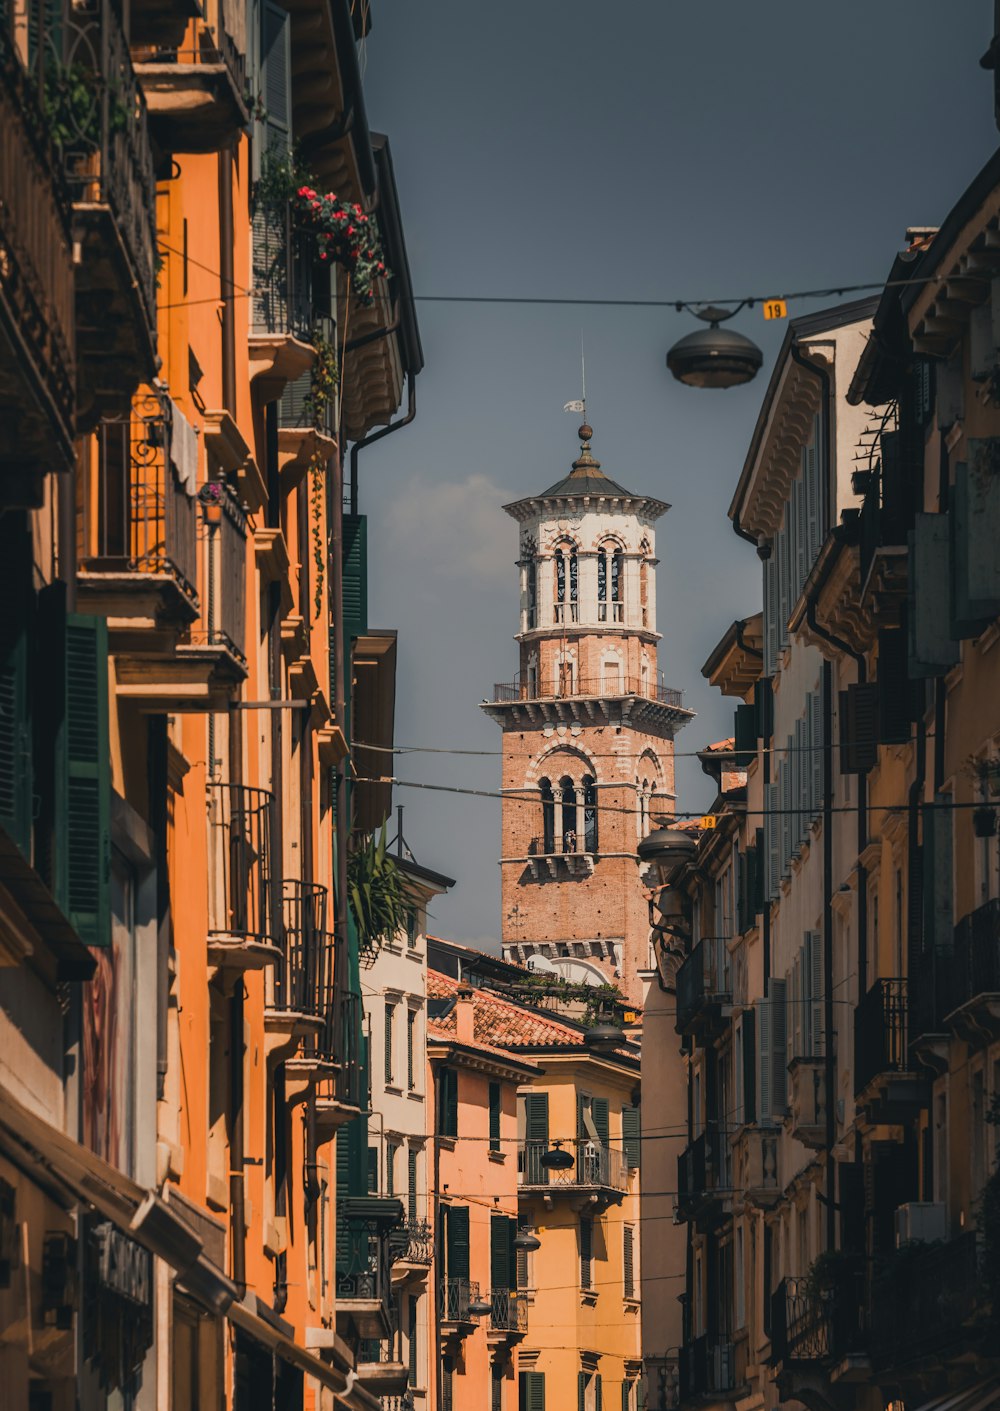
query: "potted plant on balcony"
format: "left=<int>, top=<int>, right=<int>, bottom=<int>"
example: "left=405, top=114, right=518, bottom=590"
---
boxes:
left=348, top=823, right=417, bottom=966
left=292, top=183, right=389, bottom=306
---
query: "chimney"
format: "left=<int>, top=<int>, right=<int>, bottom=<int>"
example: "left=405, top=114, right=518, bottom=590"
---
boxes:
left=455, top=986, right=475, bottom=1044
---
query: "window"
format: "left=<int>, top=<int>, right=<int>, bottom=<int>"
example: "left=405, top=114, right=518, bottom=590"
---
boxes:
left=622, top=1105, right=640, bottom=1169
left=623, top=1223, right=635, bottom=1299
left=520, top=1372, right=545, bottom=1411
left=407, top=907, right=419, bottom=948
left=578, top=1372, right=602, bottom=1411
left=601, top=655, right=622, bottom=693
left=408, top=1146, right=418, bottom=1220
left=366, top=1146, right=378, bottom=1193
left=640, top=548, right=650, bottom=627
left=583, top=775, right=598, bottom=853
left=437, top=1067, right=458, bottom=1138
left=492, top=1374, right=504, bottom=1411
left=385, top=1141, right=398, bottom=1196
left=580, top=1217, right=593, bottom=1288
left=489, top=1081, right=502, bottom=1152
left=735, top=1226, right=745, bottom=1329
left=491, top=1212, right=516, bottom=1294
left=384, top=1003, right=395, bottom=1085
left=526, top=554, right=537, bottom=629
left=560, top=776, right=578, bottom=853
left=407, top=1009, right=417, bottom=1090
left=622, top=1382, right=633, bottom=1411
left=444, top=1204, right=470, bottom=1282
left=598, top=542, right=624, bottom=623
left=539, top=778, right=555, bottom=855
left=555, top=544, right=578, bottom=623
left=408, top=1295, right=419, bottom=1385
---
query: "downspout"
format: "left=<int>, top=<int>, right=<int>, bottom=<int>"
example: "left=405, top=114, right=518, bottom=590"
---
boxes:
left=218, top=152, right=237, bottom=415
left=348, top=370, right=416, bottom=516
left=229, top=697, right=246, bottom=1297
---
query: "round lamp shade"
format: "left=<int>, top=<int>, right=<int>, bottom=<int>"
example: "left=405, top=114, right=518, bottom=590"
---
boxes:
left=586, top=1022, right=626, bottom=1047
left=514, top=1228, right=541, bottom=1252
left=539, top=1144, right=575, bottom=1171
left=468, top=1298, right=493, bottom=1317
left=637, top=828, right=697, bottom=866
left=666, top=323, right=763, bottom=389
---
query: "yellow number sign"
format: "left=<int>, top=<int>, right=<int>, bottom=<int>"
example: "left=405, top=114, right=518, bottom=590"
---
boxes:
left=700, top=814, right=718, bottom=830
left=763, top=299, right=787, bottom=321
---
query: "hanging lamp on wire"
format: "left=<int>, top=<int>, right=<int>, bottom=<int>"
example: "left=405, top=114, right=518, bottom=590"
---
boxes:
left=666, top=305, right=764, bottom=389
left=539, top=1139, right=575, bottom=1172
left=513, top=1225, right=542, bottom=1252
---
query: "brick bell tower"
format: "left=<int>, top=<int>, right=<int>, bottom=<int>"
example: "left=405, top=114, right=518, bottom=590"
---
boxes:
left=481, top=421, right=694, bottom=1003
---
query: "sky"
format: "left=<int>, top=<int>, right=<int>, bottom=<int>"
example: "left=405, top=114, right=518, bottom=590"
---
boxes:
left=357, top=1, right=998, bottom=950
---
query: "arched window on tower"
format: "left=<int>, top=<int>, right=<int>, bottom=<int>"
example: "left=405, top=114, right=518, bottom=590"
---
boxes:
left=639, top=550, right=650, bottom=628
left=559, top=776, right=577, bottom=853
left=598, top=542, right=624, bottom=623
left=638, top=777, right=650, bottom=838
left=583, top=775, right=598, bottom=853
left=555, top=544, right=578, bottom=624
left=539, top=778, right=554, bottom=854
left=526, top=553, right=537, bottom=629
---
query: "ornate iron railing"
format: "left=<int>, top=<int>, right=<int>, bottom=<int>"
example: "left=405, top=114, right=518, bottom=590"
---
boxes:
left=854, top=977, right=908, bottom=1096
left=490, top=1288, right=527, bottom=1333
left=132, top=0, right=246, bottom=96
left=675, top=937, right=732, bottom=1036
left=678, top=1337, right=736, bottom=1398
left=275, top=880, right=328, bottom=1016
left=439, top=1276, right=479, bottom=1324
left=206, top=783, right=276, bottom=944
left=83, top=391, right=198, bottom=603
left=491, top=675, right=684, bottom=708
left=399, top=1218, right=432, bottom=1265
left=518, top=1140, right=627, bottom=1192
left=251, top=205, right=315, bottom=341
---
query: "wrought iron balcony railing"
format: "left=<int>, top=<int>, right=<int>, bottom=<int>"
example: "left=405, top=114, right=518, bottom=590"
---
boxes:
left=439, top=1276, right=480, bottom=1325
left=275, top=879, right=329, bottom=1017
left=945, top=898, right=1000, bottom=1017
left=82, top=391, right=198, bottom=609
left=854, top=977, right=909, bottom=1097
left=0, top=23, right=76, bottom=472
left=399, top=1218, right=432, bottom=1265
left=675, top=937, right=732, bottom=1038
left=206, top=783, right=276, bottom=945
left=518, top=1140, right=627, bottom=1192
left=251, top=207, right=316, bottom=342
left=489, top=1289, right=527, bottom=1335
left=769, top=1272, right=866, bottom=1365
left=678, top=1337, right=736, bottom=1399
left=868, top=1232, right=979, bottom=1369
left=491, top=674, right=685, bottom=708
left=132, top=0, right=247, bottom=151
left=189, top=481, right=247, bottom=667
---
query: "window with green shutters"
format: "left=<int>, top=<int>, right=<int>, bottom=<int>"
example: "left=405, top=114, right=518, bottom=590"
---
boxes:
left=385, top=1141, right=398, bottom=1197
left=579, top=1217, right=593, bottom=1288
left=520, top=1091, right=549, bottom=1183
left=437, top=1067, right=458, bottom=1138
left=366, top=1147, right=378, bottom=1193
left=407, top=1146, right=418, bottom=1221
left=489, top=1081, right=501, bottom=1151
left=442, top=1363, right=453, bottom=1411
left=622, top=1382, right=632, bottom=1411
left=408, top=1295, right=418, bottom=1383
left=342, top=513, right=368, bottom=642
left=407, top=1008, right=416, bottom=1090
left=622, top=1105, right=640, bottom=1169
left=578, top=1094, right=609, bottom=1145
left=519, top=1371, right=545, bottom=1411
left=491, top=1213, right=516, bottom=1291
left=578, top=1372, right=588, bottom=1411
left=64, top=614, right=111, bottom=947
left=623, top=1223, right=635, bottom=1299
left=384, top=1003, right=395, bottom=1085
left=595, top=1375, right=603, bottom=1411
left=0, top=623, right=31, bottom=859
left=444, top=1204, right=469, bottom=1280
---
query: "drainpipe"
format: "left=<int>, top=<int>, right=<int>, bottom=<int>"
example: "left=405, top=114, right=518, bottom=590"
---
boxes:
left=348, top=370, right=416, bottom=517
left=218, top=152, right=237, bottom=415
left=229, top=717, right=246, bottom=1297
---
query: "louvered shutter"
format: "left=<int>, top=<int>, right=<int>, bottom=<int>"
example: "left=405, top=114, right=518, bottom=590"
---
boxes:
left=261, top=1, right=291, bottom=146
left=66, top=615, right=111, bottom=947
left=521, top=1373, right=545, bottom=1411
left=622, top=1105, right=641, bottom=1169
left=578, top=1373, right=588, bottom=1411
left=789, top=950, right=803, bottom=1063
left=623, top=1225, right=634, bottom=1298
left=408, top=1295, right=418, bottom=1380
left=875, top=627, right=913, bottom=744
left=491, top=1213, right=510, bottom=1290
left=489, top=1081, right=501, bottom=1151
left=342, top=514, right=369, bottom=642
left=595, top=1374, right=603, bottom=1411
left=335, top=1127, right=351, bottom=1273
left=524, top=1092, right=548, bottom=1143
left=445, top=1204, right=470, bottom=1280
left=839, top=684, right=878, bottom=774
left=766, top=783, right=780, bottom=900
left=441, top=1068, right=458, bottom=1137
left=592, top=1096, right=609, bottom=1145
left=734, top=703, right=756, bottom=766
left=0, top=616, right=31, bottom=860
left=780, top=745, right=792, bottom=877
left=580, top=1219, right=592, bottom=1288
left=810, top=688, right=823, bottom=814
left=742, top=1010, right=756, bottom=1123
left=385, top=1004, right=394, bottom=1084
left=443, top=1366, right=453, bottom=1411
left=770, top=978, right=787, bottom=1116
left=756, top=999, right=772, bottom=1124
left=408, top=1147, right=417, bottom=1220
left=796, top=474, right=809, bottom=594
left=622, top=1381, right=631, bottom=1411
left=806, top=930, right=823, bottom=1056
left=923, top=795, right=954, bottom=955
left=805, top=436, right=821, bottom=561
left=516, top=1243, right=528, bottom=1290
left=909, top=515, right=960, bottom=677
left=959, top=441, right=1000, bottom=624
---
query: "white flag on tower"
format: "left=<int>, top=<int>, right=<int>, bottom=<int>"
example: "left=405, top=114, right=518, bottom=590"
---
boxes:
left=563, top=400, right=585, bottom=413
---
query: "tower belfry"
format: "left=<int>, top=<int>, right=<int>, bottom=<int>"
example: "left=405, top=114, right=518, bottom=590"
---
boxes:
left=481, top=423, right=694, bottom=1002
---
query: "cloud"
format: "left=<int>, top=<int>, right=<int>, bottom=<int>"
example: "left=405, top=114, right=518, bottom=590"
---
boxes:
left=383, top=473, right=514, bottom=585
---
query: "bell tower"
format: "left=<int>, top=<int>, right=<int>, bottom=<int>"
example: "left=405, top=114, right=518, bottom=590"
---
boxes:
left=481, top=423, right=694, bottom=1003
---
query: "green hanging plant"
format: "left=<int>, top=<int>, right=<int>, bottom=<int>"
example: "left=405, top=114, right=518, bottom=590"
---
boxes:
left=348, top=824, right=417, bottom=963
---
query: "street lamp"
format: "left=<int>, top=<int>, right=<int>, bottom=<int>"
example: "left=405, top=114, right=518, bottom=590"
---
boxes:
left=666, top=306, right=763, bottom=389
left=513, top=1226, right=541, bottom=1252
left=468, top=1295, right=493, bottom=1317
left=539, top=1140, right=575, bottom=1171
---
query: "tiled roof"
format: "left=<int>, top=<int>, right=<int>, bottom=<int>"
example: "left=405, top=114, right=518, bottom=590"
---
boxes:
left=426, top=971, right=640, bottom=1060
left=703, top=737, right=736, bottom=753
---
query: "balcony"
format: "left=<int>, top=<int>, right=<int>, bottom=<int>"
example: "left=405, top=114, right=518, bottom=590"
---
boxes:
left=942, top=899, right=1000, bottom=1042
left=439, top=1276, right=481, bottom=1338
left=868, top=1233, right=980, bottom=1374
left=356, top=1334, right=408, bottom=1397
left=678, top=1337, right=736, bottom=1401
left=853, top=978, right=927, bottom=1121
left=737, top=1126, right=779, bottom=1209
left=268, top=880, right=330, bottom=1047
left=133, top=0, right=248, bottom=153
left=787, top=1057, right=826, bottom=1148
left=61, top=0, right=158, bottom=420
left=0, top=26, right=76, bottom=500
left=390, top=1218, right=433, bottom=1289
left=491, top=673, right=685, bottom=708
left=676, top=1130, right=727, bottom=1228
left=518, top=1140, right=628, bottom=1207
left=315, top=988, right=366, bottom=1136
left=769, top=1271, right=866, bottom=1367
left=276, top=315, right=338, bottom=487
left=79, top=391, right=198, bottom=641
left=489, top=1289, right=527, bottom=1342
left=525, top=834, right=595, bottom=881
left=484, top=672, right=692, bottom=732
left=336, top=1197, right=403, bottom=1342
left=250, top=206, right=317, bottom=399
left=206, top=783, right=279, bottom=972
left=675, top=938, right=731, bottom=1041
left=179, top=481, right=248, bottom=687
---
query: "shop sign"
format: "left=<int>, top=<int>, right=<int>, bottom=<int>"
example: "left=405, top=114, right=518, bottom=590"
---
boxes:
left=94, top=1222, right=151, bottom=1308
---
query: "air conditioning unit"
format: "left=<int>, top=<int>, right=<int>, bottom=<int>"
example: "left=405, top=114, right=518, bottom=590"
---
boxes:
left=895, top=1201, right=947, bottom=1247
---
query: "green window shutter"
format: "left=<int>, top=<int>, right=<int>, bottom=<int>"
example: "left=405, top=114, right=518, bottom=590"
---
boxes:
left=578, top=1372, right=587, bottom=1411
left=261, top=0, right=291, bottom=144
left=489, top=1081, right=501, bottom=1151
left=515, top=1242, right=528, bottom=1290
left=342, top=514, right=368, bottom=642
left=445, top=1204, right=469, bottom=1280
left=743, top=1009, right=757, bottom=1124
left=441, top=1067, right=458, bottom=1138
left=366, top=1147, right=378, bottom=1193
left=909, top=514, right=960, bottom=678
left=622, top=1381, right=631, bottom=1411
left=577, top=1091, right=587, bottom=1140
left=335, top=1126, right=351, bottom=1273
left=34, top=583, right=66, bottom=900
left=579, top=1218, right=592, bottom=1288
left=622, top=1105, right=640, bottom=1169
left=65, top=615, right=111, bottom=947
left=386, top=1142, right=397, bottom=1196
left=595, top=1375, right=602, bottom=1411
left=839, top=684, right=878, bottom=775
left=0, top=623, right=31, bottom=859
left=733, top=702, right=756, bottom=766
left=408, top=1147, right=418, bottom=1221
left=623, top=1224, right=634, bottom=1298
left=385, top=1003, right=394, bottom=1084
left=520, top=1372, right=545, bottom=1411
left=407, top=1009, right=415, bottom=1089
left=507, top=1216, right=517, bottom=1289
left=442, top=1365, right=453, bottom=1411
left=408, top=1295, right=418, bottom=1380
left=923, top=794, right=954, bottom=954
left=593, top=1097, right=609, bottom=1145
left=490, top=1213, right=509, bottom=1290
left=524, top=1092, right=548, bottom=1143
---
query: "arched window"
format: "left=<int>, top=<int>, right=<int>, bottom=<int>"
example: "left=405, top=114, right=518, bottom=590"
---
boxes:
left=602, top=655, right=622, bottom=695
left=539, top=778, right=554, bottom=854
left=583, top=775, right=598, bottom=853
left=639, top=554, right=650, bottom=628
left=598, top=542, right=624, bottom=623
left=559, top=776, right=577, bottom=853
left=526, top=656, right=538, bottom=697
left=554, top=544, right=578, bottom=624
left=526, top=554, right=537, bottom=629
left=639, top=778, right=650, bottom=837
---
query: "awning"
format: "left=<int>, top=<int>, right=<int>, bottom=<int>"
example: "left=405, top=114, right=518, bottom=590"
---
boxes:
left=228, top=1297, right=380, bottom=1411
